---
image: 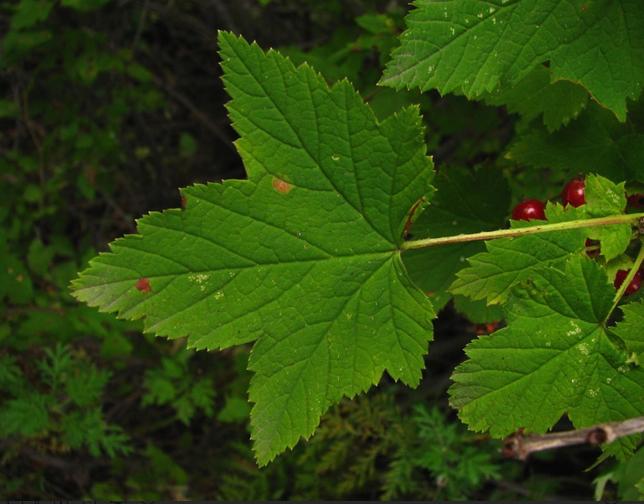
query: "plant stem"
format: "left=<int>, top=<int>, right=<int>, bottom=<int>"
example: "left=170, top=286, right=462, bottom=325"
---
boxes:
left=608, top=237, right=644, bottom=316
left=501, top=415, right=644, bottom=461
left=400, top=213, right=644, bottom=251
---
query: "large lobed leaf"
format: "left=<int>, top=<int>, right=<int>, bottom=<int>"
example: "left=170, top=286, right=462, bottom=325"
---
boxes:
left=450, top=257, right=644, bottom=459
left=381, top=0, right=644, bottom=121
left=72, top=32, right=435, bottom=465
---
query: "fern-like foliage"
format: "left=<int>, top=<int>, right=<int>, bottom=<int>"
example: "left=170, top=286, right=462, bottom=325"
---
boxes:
left=0, top=344, right=130, bottom=457
left=142, top=349, right=216, bottom=424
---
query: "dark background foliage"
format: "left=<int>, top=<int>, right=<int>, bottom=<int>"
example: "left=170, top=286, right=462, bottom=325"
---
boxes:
left=0, top=0, right=625, bottom=499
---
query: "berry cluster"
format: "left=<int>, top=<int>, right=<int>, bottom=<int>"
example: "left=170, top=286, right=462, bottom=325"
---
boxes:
left=511, top=176, right=643, bottom=295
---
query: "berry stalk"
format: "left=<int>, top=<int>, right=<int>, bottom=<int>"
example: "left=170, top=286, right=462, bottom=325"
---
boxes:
left=608, top=239, right=644, bottom=317
left=400, top=213, right=644, bottom=251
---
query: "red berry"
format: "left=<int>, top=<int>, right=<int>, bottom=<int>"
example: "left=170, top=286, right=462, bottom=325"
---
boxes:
left=512, top=199, right=546, bottom=221
left=627, top=194, right=644, bottom=208
left=562, top=177, right=585, bottom=207
left=614, top=269, right=642, bottom=295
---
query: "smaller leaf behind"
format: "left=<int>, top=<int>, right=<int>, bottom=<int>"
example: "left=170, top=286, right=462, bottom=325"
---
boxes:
left=507, top=103, right=644, bottom=182
left=481, top=66, right=589, bottom=132
left=613, top=301, right=644, bottom=365
left=585, top=174, right=631, bottom=261
left=450, top=256, right=644, bottom=460
left=403, top=164, right=510, bottom=312
left=449, top=204, right=586, bottom=305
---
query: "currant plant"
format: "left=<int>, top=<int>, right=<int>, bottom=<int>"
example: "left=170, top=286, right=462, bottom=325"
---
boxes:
left=511, top=199, right=546, bottom=222
left=73, top=0, right=644, bottom=472
left=562, top=176, right=586, bottom=208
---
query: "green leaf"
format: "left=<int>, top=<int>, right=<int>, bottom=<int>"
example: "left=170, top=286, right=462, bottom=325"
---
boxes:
left=100, top=330, right=134, bottom=358
left=278, top=28, right=365, bottom=85
left=619, top=136, right=644, bottom=184
left=143, top=361, right=179, bottom=406
left=142, top=353, right=215, bottom=422
left=10, top=0, right=55, bottom=30
left=27, top=238, right=56, bottom=277
left=0, top=99, right=20, bottom=119
left=614, top=447, right=644, bottom=501
left=403, top=165, right=510, bottom=311
left=453, top=295, right=504, bottom=324
left=39, top=343, right=74, bottom=383
left=0, top=392, right=51, bottom=436
left=613, top=301, right=644, bottom=364
left=449, top=257, right=644, bottom=460
left=585, top=174, right=631, bottom=261
left=179, top=133, right=198, bottom=156
left=410, top=165, right=509, bottom=238
left=0, top=30, right=52, bottom=68
left=66, top=368, right=112, bottom=407
left=61, top=411, right=89, bottom=450
left=62, top=409, right=131, bottom=457
left=587, top=175, right=627, bottom=217
left=189, top=378, right=216, bottom=416
left=381, top=0, right=644, bottom=121
left=126, top=62, right=153, bottom=83
left=60, top=0, right=110, bottom=12
left=450, top=204, right=586, bottom=305
left=0, top=229, right=7, bottom=302
left=99, top=425, right=133, bottom=457
left=482, top=66, right=589, bottom=132
left=548, top=0, right=644, bottom=121
left=354, top=13, right=401, bottom=67
left=507, top=103, right=644, bottom=181
left=218, top=396, right=252, bottom=424
left=72, top=32, right=435, bottom=465
left=405, top=242, right=476, bottom=311
left=175, top=396, right=196, bottom=425
left=144, top=443, right=189, bottom=485
left=0, top=355, right=24, bottom=389
left=411, top=404, right=502, bottom=498
left=5, top=255, right=34, bottom=305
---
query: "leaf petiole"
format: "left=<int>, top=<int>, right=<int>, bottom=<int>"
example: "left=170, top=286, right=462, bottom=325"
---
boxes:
left=400, top=213, right=644, bottom=251
left=608, top=237, right=644, bottom=317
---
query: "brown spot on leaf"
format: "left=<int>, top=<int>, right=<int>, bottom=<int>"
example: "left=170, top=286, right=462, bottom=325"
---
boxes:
left=180, top=195, right=187, bottom=210
left=136, top=277, right=152, bottom=293
left=402, top=198, right=425, bottom=238
left=272, top=177, right=293, bottom=194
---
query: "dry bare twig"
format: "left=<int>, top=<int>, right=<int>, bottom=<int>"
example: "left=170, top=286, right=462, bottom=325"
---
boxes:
left=501, top=416, right=644, bottom=460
